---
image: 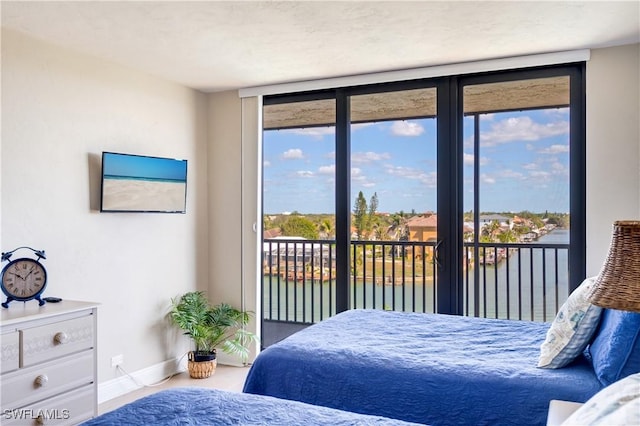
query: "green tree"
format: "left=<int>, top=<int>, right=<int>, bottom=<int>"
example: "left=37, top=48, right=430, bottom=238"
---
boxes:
left=318, top=218, right=334, bottom=239
left=482, top=220, right=501, bottom=240
left=368, top=192, right=378, bottom=220
left=497, top=229, right=518, bottom=243
left=263, top=216, right=272, bottom=231
left=367, top=192, right=379, bottom=238
left=281, top=216, right=319, bottom=239
left=353, top=191, right=368, bottom=240
left=388, top=212, right=408, bottom=241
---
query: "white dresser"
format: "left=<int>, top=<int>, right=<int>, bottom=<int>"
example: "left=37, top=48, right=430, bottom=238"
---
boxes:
left=1, top=301, right=98, bottom=425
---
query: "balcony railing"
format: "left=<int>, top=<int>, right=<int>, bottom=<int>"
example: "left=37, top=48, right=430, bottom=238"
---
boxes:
left=463, top=242, right=570, bottom=321
left=262, top=238, right=570, bottom=325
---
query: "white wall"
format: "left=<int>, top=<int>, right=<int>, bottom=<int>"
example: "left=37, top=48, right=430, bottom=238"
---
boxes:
left=1, top=29, right=209, bottom=390
left=586, top=43, right=640, bottom=275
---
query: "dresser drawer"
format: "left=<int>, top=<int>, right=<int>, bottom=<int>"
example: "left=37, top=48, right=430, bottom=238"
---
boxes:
left=1, top=331, right=20, bottom=373
left=20, top=315, right=94, bottom=367
left=2, top=384, right=95, bottom=426
left=1, top=350, right=94, bottom=410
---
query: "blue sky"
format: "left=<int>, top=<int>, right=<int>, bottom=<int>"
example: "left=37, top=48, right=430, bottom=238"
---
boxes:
left=263, top=107, right=569, bottom=215
left=103, top=152, right=187, bottom=181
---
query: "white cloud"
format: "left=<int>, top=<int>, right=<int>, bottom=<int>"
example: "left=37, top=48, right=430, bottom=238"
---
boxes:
left=384, top=165, right=436, bottom=187
left=283, top=127, right=335, bottom=139
left=481, top=174, right=496, bottom=184
left=296, top=170, right=314, bottom=178
left=480, top=116, right=569, bottom=147
left=539, top=144, right=569, bottom=154
left=390, top=121, right=425, bottom=137
left=351, top=167, right=377, bottom=188
left=550, top=161, right=569, bottom=177
left=263, top=160, right=271, bottom=168
left=529, top=170, right=551, bottom=181
left=318, top=165, right=335, bottom=174
left=498, top=169, right=524, bottom=179
left=352, top=151, right=391, bottom=164
left=523, top=162, right=538, bottom=170
left=282, top=148, right=304, bottom=159
left=463, top=153, right=489, bottom=166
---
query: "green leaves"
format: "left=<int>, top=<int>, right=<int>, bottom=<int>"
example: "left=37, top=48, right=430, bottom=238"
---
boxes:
left=280, top=215, right=319, bottom=239
left=169, top=291, right=258, bottom=362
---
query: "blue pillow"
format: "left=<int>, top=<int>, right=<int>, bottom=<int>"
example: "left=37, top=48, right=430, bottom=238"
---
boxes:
left=588, top=309, right=640, bottom=386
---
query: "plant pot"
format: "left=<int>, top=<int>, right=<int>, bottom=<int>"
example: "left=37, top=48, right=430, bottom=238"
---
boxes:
left=187, top=350, right=217, bottom=379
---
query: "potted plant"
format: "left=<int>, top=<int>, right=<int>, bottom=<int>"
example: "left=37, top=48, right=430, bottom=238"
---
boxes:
left=169, top=291, right=257, bottom=378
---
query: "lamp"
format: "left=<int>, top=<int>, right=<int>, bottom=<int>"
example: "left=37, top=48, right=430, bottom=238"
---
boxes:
left=588, top=220, right=640, bottom=312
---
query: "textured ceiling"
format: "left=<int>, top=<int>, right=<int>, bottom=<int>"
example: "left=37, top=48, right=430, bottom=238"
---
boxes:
left=1, top=1, right=639, bottom=93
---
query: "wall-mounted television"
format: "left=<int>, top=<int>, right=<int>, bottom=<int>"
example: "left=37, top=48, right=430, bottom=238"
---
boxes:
left=100, top=151, right=187, bottom=213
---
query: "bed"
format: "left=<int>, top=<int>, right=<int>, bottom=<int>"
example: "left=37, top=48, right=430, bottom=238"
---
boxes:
left=82, top=387, right=422, bottom=425
left=243, top=309, right=605, bottom=426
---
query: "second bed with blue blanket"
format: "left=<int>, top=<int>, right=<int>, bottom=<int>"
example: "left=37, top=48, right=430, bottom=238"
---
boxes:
left=243, top=309, right=603, bottom=426
left=83, top=387, right=422, bottom=425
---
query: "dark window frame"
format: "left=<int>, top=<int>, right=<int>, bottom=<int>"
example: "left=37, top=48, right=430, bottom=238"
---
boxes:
left=262, top=63, right=586, bottom=318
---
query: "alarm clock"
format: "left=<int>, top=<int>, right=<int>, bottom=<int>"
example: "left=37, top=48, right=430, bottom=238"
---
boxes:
left=1, top=247, right=47, bottom=308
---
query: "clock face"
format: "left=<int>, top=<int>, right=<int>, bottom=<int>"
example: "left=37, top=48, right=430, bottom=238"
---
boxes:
left=1, top=258, right=47, bottom=300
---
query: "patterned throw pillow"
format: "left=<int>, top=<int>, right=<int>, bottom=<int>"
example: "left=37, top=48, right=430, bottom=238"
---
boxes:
left=538, top=277, right=603, bottom=369
left=561, top=372, right=640, bottom=425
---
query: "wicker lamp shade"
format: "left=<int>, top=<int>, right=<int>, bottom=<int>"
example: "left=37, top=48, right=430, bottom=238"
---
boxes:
left=588, top=221, right=640, bottom=312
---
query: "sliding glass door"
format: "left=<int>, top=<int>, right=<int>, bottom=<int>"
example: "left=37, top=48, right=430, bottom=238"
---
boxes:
left=261, top=96, right=338, bottom=345
left=349, top=87, right=439, bottom=313
left=260, top=64, right=585, bottom=346
left=461, top=68, right=585, bottom=322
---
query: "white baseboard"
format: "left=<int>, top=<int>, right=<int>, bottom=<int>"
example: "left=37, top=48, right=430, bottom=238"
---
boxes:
left=97, top=356, right=185, bottom=404
left=97, top=354, right=250, bottom=404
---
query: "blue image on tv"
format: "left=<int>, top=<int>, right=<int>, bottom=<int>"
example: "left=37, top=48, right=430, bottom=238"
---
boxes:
left=100, top=152, right=188, bottom=213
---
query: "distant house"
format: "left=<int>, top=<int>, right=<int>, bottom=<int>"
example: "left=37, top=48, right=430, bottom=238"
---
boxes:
left=512, top=215, right=537, bottom=232
left=406, top=214, right=438, bottom=242
left=264, top=228, right=282, bottom=239
left=479, top=214, right=512, bottom=231
left=463, top=222, right=475, bottom=241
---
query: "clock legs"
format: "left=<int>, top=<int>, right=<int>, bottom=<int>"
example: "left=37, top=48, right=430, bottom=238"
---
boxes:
left=1, top=296, right=47, bottom=308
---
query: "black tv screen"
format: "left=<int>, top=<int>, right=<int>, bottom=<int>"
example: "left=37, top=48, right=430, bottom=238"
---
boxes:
left=100, top=151, right=187, bottom=213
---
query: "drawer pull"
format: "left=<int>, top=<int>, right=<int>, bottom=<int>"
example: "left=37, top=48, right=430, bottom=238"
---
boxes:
left=34, top=374, right=48, bottom=387
left=53, top=331, right=69, bottom=344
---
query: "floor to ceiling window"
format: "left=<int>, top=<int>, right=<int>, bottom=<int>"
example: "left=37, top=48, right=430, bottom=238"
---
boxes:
left=260, top=64, right=585, bottom=347
left=349, top=87, right=438, bottom=313
left=460, top=69, right=585, bottom=321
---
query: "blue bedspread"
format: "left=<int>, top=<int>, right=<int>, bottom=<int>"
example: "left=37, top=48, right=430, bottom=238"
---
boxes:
left=83, top=387, right=422, bottom=425
left=243, top=309, right=603, bottom=426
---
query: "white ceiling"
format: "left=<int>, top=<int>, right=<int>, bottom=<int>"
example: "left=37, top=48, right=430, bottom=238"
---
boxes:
left=2, top=1, right=639, bottom=93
